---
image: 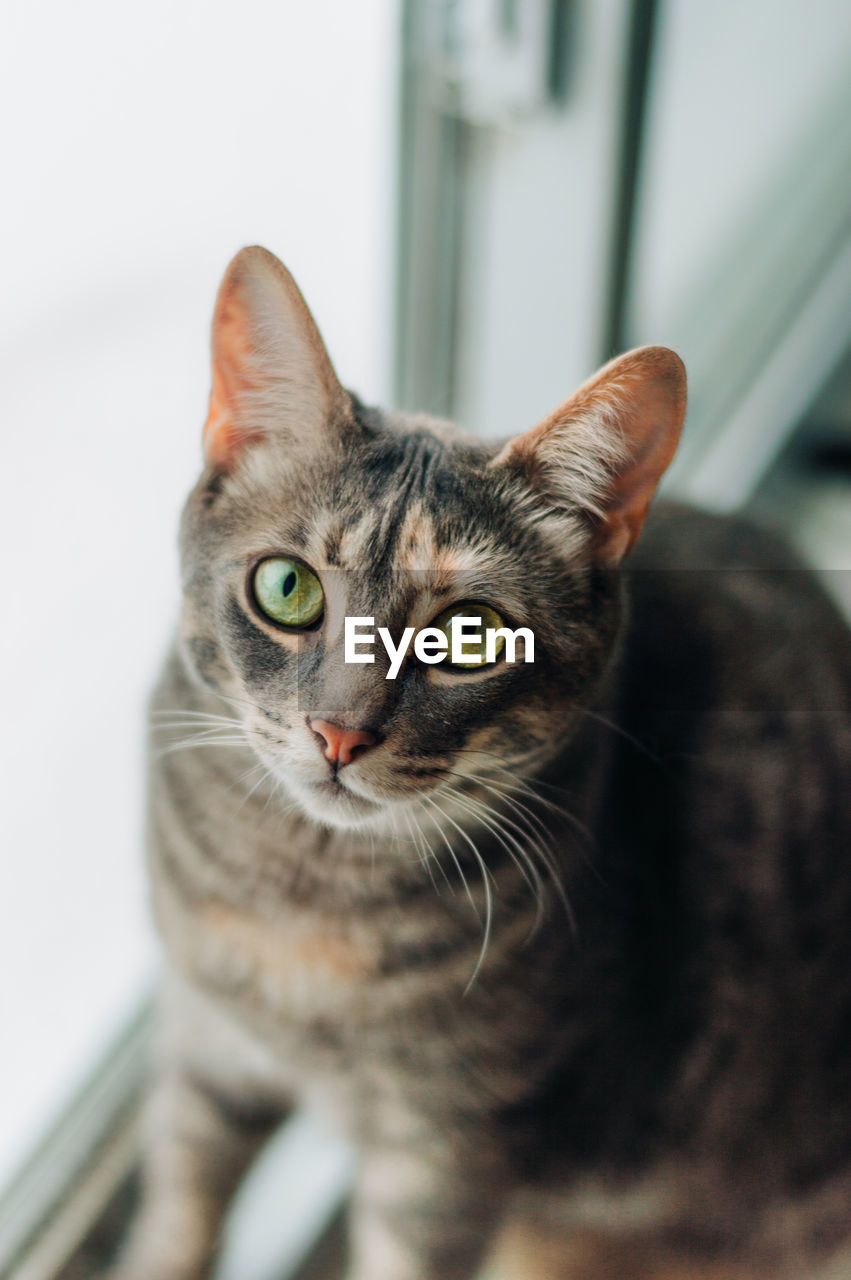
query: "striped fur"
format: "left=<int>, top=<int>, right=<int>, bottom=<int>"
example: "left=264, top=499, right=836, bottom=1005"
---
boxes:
left=108, top=250, right=851, bottom=1280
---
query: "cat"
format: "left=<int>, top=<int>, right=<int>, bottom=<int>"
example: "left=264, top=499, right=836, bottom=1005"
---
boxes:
left=107, top=245, right=851, bottom=1280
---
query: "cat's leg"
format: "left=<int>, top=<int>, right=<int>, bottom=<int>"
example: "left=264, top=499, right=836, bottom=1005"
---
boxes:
left=108, top=1063, right=283, bottom=1280
left=107, top=977, right=290, bottom=1280
left=343, top=1113, right=512, bottom=1280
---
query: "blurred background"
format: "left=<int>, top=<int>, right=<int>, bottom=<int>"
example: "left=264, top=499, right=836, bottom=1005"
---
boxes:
left=1, top=2, right=849, bottom=1276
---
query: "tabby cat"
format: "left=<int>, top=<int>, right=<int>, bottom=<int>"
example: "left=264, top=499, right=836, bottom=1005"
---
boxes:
left=110, top=246, right=851, bottom=1280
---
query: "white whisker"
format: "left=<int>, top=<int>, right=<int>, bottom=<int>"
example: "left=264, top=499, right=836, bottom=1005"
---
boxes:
left=411, top=801, right=455, bottom=895
left=419, top=793, right=493, bottom=994
left=403, top=806, right=440, bottom=894
left=440, top=784, right=546, bottom=934
left=154, top=731, right=251, bottom=759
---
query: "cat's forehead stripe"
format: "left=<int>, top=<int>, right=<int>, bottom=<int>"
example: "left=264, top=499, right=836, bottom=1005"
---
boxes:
left=303, top=431, right=474, bottom=572
left=315, top=497, right=509, bottom=594
left=394, top=502, right=438, bottom=572
left=326, top=512, right=365, bottom=567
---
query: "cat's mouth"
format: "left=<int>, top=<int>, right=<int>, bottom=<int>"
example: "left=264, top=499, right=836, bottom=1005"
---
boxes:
left=313, top=775, right=380, bottom=805
left=293, top=772, right=387, bottom=827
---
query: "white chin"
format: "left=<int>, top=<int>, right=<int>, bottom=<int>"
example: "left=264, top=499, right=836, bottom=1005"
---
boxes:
left=286, top=775, right=388, bottom=830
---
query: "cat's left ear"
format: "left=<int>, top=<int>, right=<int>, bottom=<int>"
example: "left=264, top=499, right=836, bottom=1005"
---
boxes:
left=490, top=346, right=686, bottom=564
left=203, top=246, right=351, bottom=470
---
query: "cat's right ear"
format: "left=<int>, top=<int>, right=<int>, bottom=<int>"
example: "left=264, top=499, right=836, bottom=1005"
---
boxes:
left=203, top=246, right=351, bottom=471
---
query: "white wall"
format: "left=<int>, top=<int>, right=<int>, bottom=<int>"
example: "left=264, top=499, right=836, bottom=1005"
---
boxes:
left=0, top=0, right=399, bottom=1189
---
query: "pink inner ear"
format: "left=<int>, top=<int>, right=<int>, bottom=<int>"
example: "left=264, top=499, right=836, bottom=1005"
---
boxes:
left=202, top=287, right=266, bottom=470
left=592, top=365, right=685, bottom=564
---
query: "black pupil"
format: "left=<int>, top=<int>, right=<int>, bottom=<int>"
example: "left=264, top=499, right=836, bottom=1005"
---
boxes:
left=282, top=570, right=297, bottom=598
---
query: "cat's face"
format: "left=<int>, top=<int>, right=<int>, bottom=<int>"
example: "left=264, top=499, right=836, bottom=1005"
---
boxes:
left=179, top=409, right=621, bottom=829
left=177, top=248, right=686, bottom=831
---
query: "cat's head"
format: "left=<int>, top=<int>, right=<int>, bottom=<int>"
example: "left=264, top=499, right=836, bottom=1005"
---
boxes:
left=178, top=247, right=686, bottom=830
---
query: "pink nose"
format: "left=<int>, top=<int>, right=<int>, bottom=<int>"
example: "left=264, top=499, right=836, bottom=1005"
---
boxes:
left=309, top=718, right=378, bottom=767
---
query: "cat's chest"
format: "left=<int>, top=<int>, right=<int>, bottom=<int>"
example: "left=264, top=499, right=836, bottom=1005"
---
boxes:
left=155, top=876, right=382, bottom=1024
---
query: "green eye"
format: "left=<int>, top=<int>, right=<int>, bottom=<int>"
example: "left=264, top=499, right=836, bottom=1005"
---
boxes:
left=251, top=557, right=324, bottom=628
left=431, top=603, right=505, bottom=669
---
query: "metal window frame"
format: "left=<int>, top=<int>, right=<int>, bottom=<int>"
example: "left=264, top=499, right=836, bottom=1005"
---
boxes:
left=0, top=1004, right=151, bottom=1279
left=394, top=0, right=661, bottom=419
